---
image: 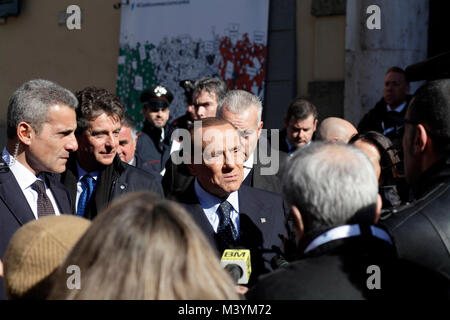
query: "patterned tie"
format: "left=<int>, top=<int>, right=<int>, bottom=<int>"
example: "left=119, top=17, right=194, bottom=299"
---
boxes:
left=31, top=180, right=55, bottom=218
left=216, top=200, right=239, bottom=252
left=77, top=175, right=95, bottom=217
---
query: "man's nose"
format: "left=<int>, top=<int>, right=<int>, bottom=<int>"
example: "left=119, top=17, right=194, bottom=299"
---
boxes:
left=66, top=134, right=78, bottom=152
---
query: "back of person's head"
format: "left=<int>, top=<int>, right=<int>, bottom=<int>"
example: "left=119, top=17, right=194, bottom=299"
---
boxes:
left=283, top=142, right=379, bottom=232
left=217, top=90, right=263, bottom=125
left=285, top=97, right=318, bottom=122
left=407, top=79, right=450, bottom=156
left=75, top=87, right=125, bottom=134
left=48, top=192, right=239, bottom=300
left=316, top=117, right=358, bottom=143
left=349, top=131, right=400, bottom=185
left=7, top=79, right=78, bottom=140
left=3, top=215, right=90, bottom=299
left=193, top=77, right=228, bottom=102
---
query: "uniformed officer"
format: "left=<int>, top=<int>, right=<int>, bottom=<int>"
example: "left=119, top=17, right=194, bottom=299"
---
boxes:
left=135, top=85, right=174, bottom=178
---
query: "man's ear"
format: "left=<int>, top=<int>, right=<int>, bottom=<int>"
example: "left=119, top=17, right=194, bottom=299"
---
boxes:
left=255, top=121, right=263, bottom=140
left=374, top=194, right=382, bottom=224
left=17, top=122, right=34, bottom=145
left=414, top=124, right=428, bottom=154
left=313, top=119, right=318, bottom=132
left=290, top=205, right=304, bottom=243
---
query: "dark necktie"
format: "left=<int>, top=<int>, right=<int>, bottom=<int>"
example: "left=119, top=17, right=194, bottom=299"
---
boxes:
left=31, top=180, right=55, bottom=218
left=77, top=174, right=95, bottom=217
left=216, top=200, right=239, bottom=252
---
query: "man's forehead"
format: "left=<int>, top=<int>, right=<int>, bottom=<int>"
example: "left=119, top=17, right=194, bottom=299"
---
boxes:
left=197, top=126, right=238, bottom=143
left=385, top=71, right=407, bottom=82
left=290, top=114, right=315, bottom=127
left=196, top=90, right=217, bottom=101
left=222, top=106, right=258, bottom=130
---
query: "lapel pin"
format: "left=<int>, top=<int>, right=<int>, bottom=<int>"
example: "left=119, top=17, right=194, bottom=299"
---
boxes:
left=260, top=218, right=267, bottom=224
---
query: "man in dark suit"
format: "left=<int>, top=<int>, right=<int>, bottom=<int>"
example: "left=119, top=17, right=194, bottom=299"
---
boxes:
left=278, top=97, right=318, bottom=155
left=174, top=117, right=289, bottom=284
left=0, top=79, right=77, bottom=299
left=163, top=90, right=284, bottom=198
left=117, top=115, right=160, bottom=178
left=60, top=87, right=163, bottom=220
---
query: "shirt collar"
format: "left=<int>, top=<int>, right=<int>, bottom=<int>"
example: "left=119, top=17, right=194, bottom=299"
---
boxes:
left=76, top=161, right=99, bottom=182
left=194, top=178, right=239, bottom=213
left=386, top=101, right=407, bottom=113
left=2, top=148, right=39, bottom=191
left=243, top=151, right=254, bottom=169
left=304, top=224, right=392, bottom=254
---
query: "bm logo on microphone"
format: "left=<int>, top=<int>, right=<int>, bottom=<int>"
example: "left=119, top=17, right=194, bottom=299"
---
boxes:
left=221, top=249, right=252, bottom=285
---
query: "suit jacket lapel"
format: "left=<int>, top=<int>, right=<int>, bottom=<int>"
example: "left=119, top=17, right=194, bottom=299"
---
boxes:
left=180, top=181, right=218, bottom=250
left=0, top=164, right=35, bottom=225
left=238, top=185, right=275, bottom=245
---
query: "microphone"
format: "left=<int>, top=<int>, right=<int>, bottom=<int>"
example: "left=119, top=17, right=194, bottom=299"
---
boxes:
left=220, top=249, right=251, bottom=284
left=270, top=254, right=289, bottom=270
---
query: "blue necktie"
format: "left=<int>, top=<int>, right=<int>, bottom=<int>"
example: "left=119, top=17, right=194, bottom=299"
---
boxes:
left=216, top=200, right=239, bottom=252
left=77, top=175, right=95, bottom=217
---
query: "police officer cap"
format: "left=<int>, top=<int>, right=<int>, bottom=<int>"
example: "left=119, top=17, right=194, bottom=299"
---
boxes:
left=140, top=85, right=174, bottom=110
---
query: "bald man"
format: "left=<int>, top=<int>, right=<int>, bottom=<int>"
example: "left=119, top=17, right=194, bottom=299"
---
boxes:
left=316, top=117, right=358, bottom=143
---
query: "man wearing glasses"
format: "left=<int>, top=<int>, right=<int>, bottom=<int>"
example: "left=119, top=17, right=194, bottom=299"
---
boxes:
left=381, top=79, right=450, bottom=287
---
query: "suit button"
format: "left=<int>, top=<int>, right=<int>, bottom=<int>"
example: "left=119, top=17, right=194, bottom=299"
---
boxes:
left=120, top=184, right=126, bottom=190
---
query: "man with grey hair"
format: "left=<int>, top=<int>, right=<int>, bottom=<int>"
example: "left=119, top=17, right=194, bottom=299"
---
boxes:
left=216, top=89, right=284, bottom=193
left=0, top=79, right=78, bottom=299
left=118, top=115, right=138, bottom=166
left=162, top=89, right=284, bottom=198
left=118, top=115, right=160, bottom=178
left=247, top=142, right=397, bottom=299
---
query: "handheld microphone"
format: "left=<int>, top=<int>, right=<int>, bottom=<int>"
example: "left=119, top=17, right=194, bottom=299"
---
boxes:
left=270, top=254, right=289, bottom=270
left=220, top=249, right=251, bottom=284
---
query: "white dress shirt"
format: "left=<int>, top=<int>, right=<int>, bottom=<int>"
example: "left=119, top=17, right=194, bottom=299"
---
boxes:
left=243, top=152, right=254, bottom=181
left=194, top=179, right=240, bottom=233
left=75, top=161, right=99, bottom=211
left=2, top=148, right=61, bottom=219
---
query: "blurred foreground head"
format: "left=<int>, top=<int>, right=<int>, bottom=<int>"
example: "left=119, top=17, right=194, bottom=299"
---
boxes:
left=283, top=142, right=381, bottom=242
left=49, top=191, right=239, bottom=300
left=3, top=215, right=90, bottom=299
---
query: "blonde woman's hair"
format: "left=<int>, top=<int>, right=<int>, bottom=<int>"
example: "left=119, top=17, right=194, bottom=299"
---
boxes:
left=48, top=192, right=239, bottom=300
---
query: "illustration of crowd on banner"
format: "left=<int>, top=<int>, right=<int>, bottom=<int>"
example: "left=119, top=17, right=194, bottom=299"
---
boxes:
left=116, top=0, right=269, bottom=129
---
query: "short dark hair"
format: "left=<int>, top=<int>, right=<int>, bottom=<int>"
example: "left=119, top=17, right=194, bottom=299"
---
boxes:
left=192, top=77, right=228, bottom=104
left=286, top=97, right=318, bottom=122
left=75, top=87, right=125, bottom=133
left=349, top=131, right=400, bottom=185
left=408, top=79, right=450, bottom=155
left=386, top=66, right=409, bottom=83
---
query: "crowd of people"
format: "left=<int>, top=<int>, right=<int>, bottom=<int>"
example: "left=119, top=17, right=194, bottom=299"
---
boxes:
left=1, top=60, right=450, bottom=300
